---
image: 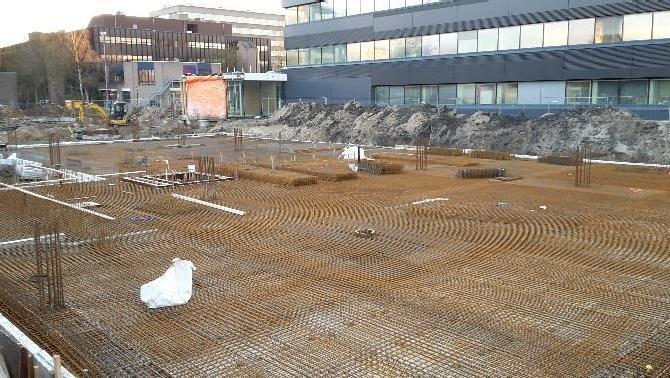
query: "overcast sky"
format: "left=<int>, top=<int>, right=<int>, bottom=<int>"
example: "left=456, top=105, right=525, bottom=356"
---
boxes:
left=0, top=0, right=284, bottom=48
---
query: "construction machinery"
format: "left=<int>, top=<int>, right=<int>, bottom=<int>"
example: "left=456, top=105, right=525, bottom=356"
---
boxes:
left=65, top=100, right=130, bottom=127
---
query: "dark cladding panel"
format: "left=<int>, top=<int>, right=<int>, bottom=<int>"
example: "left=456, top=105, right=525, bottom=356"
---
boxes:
left=370, top=62, right=412, bottom=86
left=509, top=0, right=569, bottom=14
left=374, top=12, right=413, bottom=33
left=501, top=51, right=564, bottom=81
left=451, top=56, right=507, bottom=83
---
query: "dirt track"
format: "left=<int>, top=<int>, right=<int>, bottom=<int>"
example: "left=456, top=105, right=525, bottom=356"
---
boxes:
left=1, top=137, right=669, bottom=376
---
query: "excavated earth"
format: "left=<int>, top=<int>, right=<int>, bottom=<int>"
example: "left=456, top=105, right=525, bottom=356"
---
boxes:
left=212, top=103, right=670, bottom=164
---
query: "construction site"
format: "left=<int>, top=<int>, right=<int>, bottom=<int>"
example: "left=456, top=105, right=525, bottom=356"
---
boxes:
left=0, top=115, right=669, bottom=376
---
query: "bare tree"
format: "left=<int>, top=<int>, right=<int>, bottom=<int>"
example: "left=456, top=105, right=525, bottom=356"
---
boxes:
left=69, top=29, right=96, bottom=100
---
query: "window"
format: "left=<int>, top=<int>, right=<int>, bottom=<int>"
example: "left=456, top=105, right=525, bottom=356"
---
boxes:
left=595, top=16, right=623, bottom=43
left=286, top=49, right=298, bottom=66
left=375, top=86, right=390, bottom=106
left=309, top=3, right=322, bottom=21
left=422, top=35, right=440, bottom=56
left=347, top=43, right=361, bottom=61
left=650, top=79, right=670, bottom=104
left=390, top=38, right=406, bottom=59
left=439, top=33, right=458, bottom=54
left=286, top=7, right=298, bottom=25
left=361, top=0, right=374, bottom=13
left=297, top=5, right=309, bottom=23
left=498, top=26, right=520, bottom=50
left=333, top=44, right=347, bottom=63
left=520, top=24, right=544, bottom=48
left=406, top=0, right=422, bottom=5
left=497, top=83, right=518, bottom=104
left=321, top=46, right=335, bottom=64
left=390, top=0, right=404, bottom=9
left=405, top=86, right=421, bottom=105
left=138, top=68, right=155, bottom=86
left=298, top=48, right=309, bottom=65
left=439, top=84, right=457, bottom=105
left=374, top=40, right=390, bottom=60
left=566, top=81, right=591, bottom=104
left=375, top=0, right=389, bottom=12
left=592, top=80, right=619, bottom=105
left=458, top=30, right=478, bottom=53
left=406, top=36, right=422, bottom=57
left=309, top=47, right=322, bottom=65
left=543, top=21, right=568, bottom=47
left=457, top=84, right=476, bottom=104
left=477, top=28, right=498, bottom=52
left=390, top=86, right=405, bottom=105
left=653, top=11, right=670, bottom=39
left=334, top=0, right=347, bottom=17
left=422, top=85, right=439, bottom=105
left=321, top=0, right=334, bottom=19
left=347, top=0, right=361, bottom=16
left=624, top=13, right=652, bottom=41
left=476, top=83, right=496, bottom=104
left=619, top=80, right=649, bottom=105
left=569, top=18, right=595, bottom=45
left=361, top=41, right=375, bottom=61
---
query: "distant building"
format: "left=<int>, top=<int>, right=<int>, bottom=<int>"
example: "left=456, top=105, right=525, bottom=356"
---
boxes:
left=282, top=0, right=670, bottom=114
left=88, top=14, right=271, bottom=73
left=0, top=72, right=18, bottom=107
left=150, top=5, right=285, bottom=69
left=105, top=61, right=222, bottom=113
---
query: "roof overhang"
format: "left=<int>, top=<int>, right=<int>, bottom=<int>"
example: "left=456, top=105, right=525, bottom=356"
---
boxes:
left=281, top=0, right=323, bottom=8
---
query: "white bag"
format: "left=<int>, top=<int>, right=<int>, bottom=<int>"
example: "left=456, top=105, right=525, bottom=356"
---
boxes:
left=140, top=258, right=196, bottom=309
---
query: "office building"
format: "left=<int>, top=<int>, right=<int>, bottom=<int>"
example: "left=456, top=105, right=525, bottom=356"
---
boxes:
left=150, top=4, right=286, bottom=69
left=282, top=0, right=670, bottom=108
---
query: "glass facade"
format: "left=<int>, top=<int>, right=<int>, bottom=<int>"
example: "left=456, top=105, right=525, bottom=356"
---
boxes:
left=569, top=19, right=595, bottom=45
left=390, top=86, right=405, bottom=105
left=520, top=24, right=544, bottom=49
left=287, top=11, right=670, bottom=68
left=375, top=40, right=390, bottom=60
left=288, top=0, right=451, bottom=24
left=566, top=81, right=591, bottom=104
left=498, top=26, right=520, bottom=50
left=322, top=45, right=334, bottom=64
left=440, top=33, right=458, bottom=54
left=406, top=36, right=422, bottom=57
left=458, top=84, right=476, bottom=105
left=619, top=80, right=649, bottom=105
left=478, top=29, right=498, bottom=52
left=654, top=11, right=670, bottom=39
left=544, top=21, right=568, bottom=47
left=439, top=84, right=457, bottom=105
left=374, top=79, right=669, bottom=106
left=650, top=79, right=670, bottom=104
left=405, top=86, right=421, bottom=105
left=458, top=31, right=478, bottom=53
left=595, top=16, right=623, bottom=43
left=309, top=47, right=321, bottom=65
left=422, top=85, right=439, bottom=105
left=476, top=83, right=496, bottom=104
left=422, top=35, right=440, bottom=56
left=592, top=80, right=620, bottom=105
left=347, top=43, right=361, bottom=62
left=361, top=41, right=375, bottom=61
left=623, top=13, right=652, bottom=41
left=497, top=83, right=518, bottom=104
left=390, top=38, right=406, bottom=59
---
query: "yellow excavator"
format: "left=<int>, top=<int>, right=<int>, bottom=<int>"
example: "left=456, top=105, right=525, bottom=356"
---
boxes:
left=65, top=100, right=130, bottom=127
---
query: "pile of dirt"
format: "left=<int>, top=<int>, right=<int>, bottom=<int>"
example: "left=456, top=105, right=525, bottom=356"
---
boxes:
left=212, top=102, right=670, bottom=164
left=136, top=106, right=171, bottom=127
